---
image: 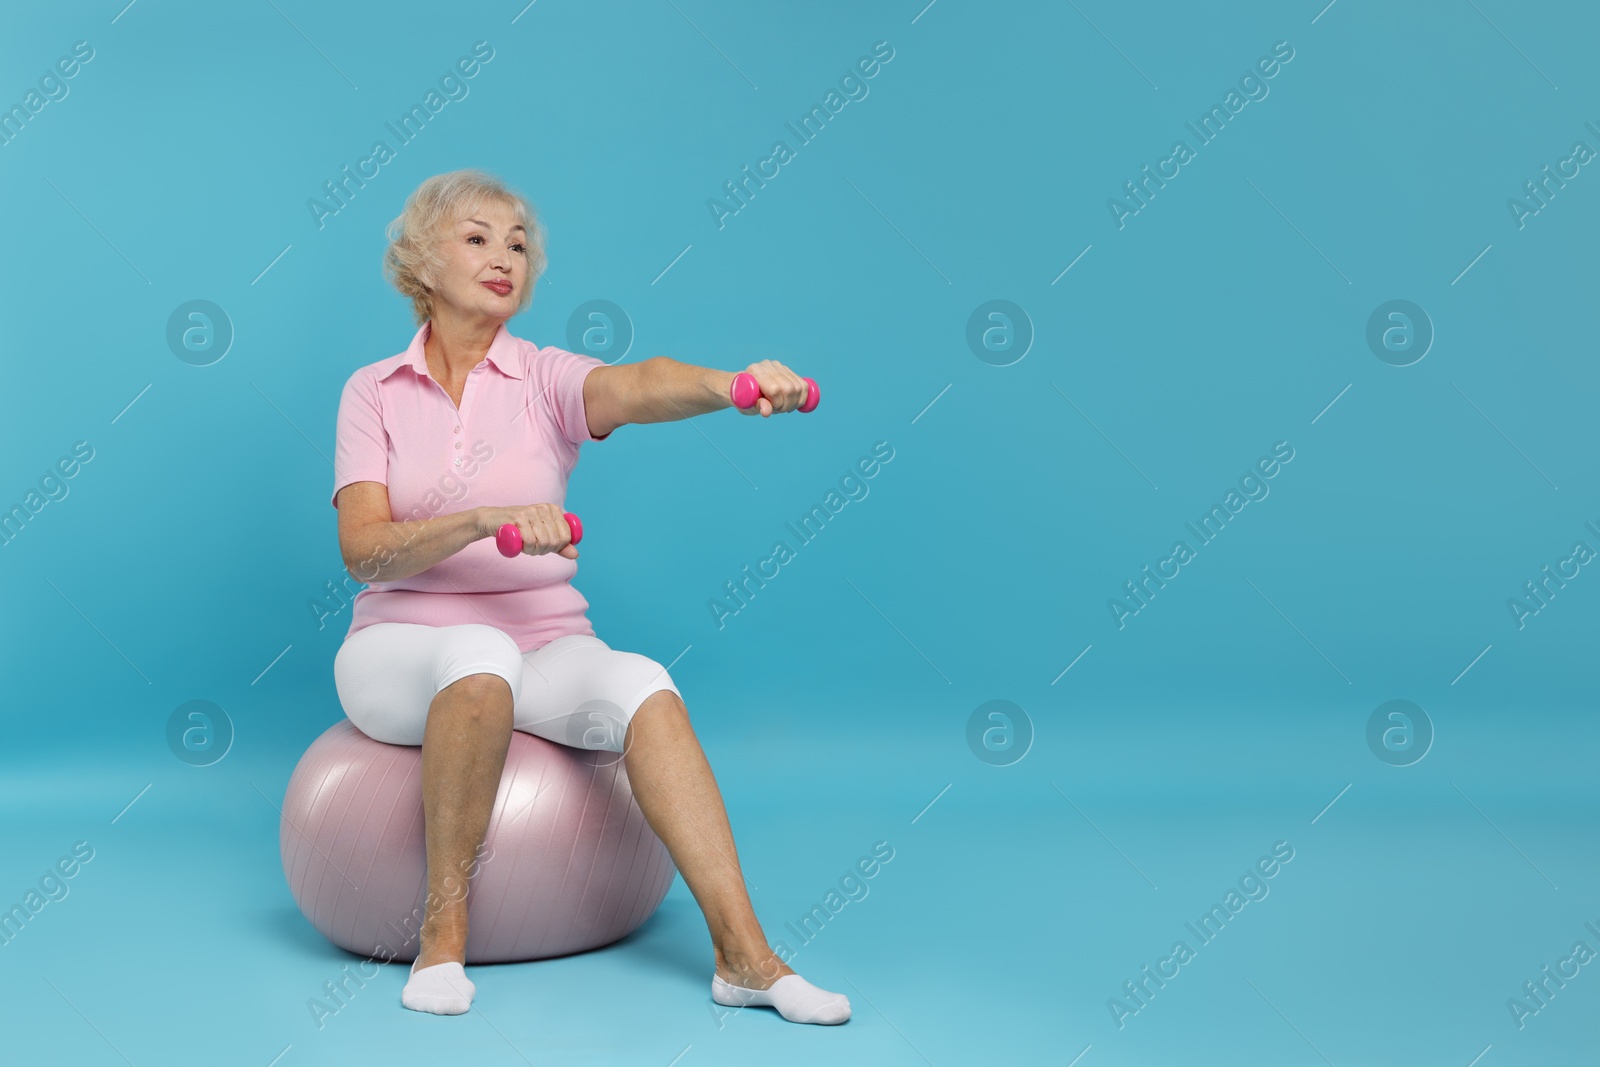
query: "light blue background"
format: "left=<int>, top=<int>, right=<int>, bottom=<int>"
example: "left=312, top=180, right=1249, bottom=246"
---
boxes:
left=2, top=1, right=1596, bottom=1064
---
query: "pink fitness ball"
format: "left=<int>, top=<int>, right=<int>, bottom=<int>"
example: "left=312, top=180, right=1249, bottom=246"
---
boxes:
left=279, top=720, right=675, bottom=963
left=496, top=512, right=583, bottom=558
left=730, top=372, right=819, bottom=414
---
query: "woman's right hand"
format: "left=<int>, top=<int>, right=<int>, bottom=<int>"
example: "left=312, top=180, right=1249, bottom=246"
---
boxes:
left=477, top=503, right=579, bottom=560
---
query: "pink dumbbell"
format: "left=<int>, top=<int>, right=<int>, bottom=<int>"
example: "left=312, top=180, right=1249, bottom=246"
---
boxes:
left=496, top=512, right=583, bottom=558
left=730, top=372, right=819, bottom=413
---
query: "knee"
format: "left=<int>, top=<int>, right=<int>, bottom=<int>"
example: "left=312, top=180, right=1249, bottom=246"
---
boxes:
left=429, top=673, right=515, bottom=740
left=443, top=671, right=513, bottom=703
left=580, top=691, right=682, bottom=754
left=616, top=689, right=685, bottom=755
left=633, top=688, right=687, bottom=727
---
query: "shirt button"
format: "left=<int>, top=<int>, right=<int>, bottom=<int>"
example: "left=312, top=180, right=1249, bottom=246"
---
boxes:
left=454, top=458, right=461, bottom=466
left=455, top=441, right=462, bottom=449
left=453, top=426, right=460, bottom=433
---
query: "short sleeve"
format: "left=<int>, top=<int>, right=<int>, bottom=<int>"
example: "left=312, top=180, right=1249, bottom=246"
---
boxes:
left=331, top=370, right=390, bottom=508
left=537, top=345, right=612, bottom=446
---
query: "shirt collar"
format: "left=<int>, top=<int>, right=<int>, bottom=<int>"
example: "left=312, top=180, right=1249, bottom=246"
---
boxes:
left=379, top=319, right=524, bottom=382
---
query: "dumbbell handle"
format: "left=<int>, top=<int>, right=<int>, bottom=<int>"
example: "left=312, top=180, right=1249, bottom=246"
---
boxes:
left=731, top=372, right=819, bottom=413
left=495, top=512, right=583, bottom=558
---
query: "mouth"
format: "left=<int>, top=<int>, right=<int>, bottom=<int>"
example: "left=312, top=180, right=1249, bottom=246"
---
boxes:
left=481, top=281, right=512, bottom=295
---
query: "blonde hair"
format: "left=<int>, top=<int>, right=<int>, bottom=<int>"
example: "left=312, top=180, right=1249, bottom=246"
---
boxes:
left=383, top=169, right=547, bottom=326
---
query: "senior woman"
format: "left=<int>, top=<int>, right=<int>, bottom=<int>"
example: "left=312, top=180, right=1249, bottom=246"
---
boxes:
left=329, top=169, right=846, bottom=1025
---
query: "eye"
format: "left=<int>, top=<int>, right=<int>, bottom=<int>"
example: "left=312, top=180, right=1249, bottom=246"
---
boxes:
left=468, top=235, right=525, bottom=254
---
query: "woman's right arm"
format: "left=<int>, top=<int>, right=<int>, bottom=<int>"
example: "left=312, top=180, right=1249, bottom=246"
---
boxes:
left=337, top=482, right=578, bottom=584
left=337, top=481, right=486, bottom=584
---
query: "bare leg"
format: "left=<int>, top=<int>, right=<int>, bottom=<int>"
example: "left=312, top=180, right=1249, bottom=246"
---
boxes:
left=622, top=689, right=794, bottom=989
left=414, top=673, right=514, bottom=970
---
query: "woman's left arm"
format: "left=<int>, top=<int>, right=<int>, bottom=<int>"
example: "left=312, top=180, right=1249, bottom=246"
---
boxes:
left=584, top=356, right=807, bottom=437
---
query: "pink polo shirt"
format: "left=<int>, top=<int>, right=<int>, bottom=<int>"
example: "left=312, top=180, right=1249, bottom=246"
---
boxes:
left=331, top=319, right=611, bottom=653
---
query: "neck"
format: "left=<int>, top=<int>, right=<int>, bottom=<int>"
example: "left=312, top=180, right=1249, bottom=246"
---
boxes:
left=424, top=308, right=503, bottom=382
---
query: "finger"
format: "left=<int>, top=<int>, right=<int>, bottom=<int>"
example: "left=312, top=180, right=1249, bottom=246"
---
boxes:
left=543, top=514, right=564, bottom=554
left=528, top=511, right=556, bottom=554
left=771, top=369, right=802, bottom=412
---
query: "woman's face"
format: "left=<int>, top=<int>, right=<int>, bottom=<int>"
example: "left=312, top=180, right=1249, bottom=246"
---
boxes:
left=428, top=198, right=528, bottom=320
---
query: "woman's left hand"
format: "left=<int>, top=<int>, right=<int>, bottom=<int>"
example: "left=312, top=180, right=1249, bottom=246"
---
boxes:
left=735, top=359, right=808, bottom=417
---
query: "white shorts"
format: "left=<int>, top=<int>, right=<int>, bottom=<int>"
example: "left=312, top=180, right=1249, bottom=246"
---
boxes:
left=333, top=622, right=682, bottom=750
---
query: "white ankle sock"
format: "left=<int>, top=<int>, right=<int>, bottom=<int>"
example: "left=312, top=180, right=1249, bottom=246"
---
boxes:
left=711, top=972, right=851, bottom=1025
left=402, top=959, right=475, bottom=1015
